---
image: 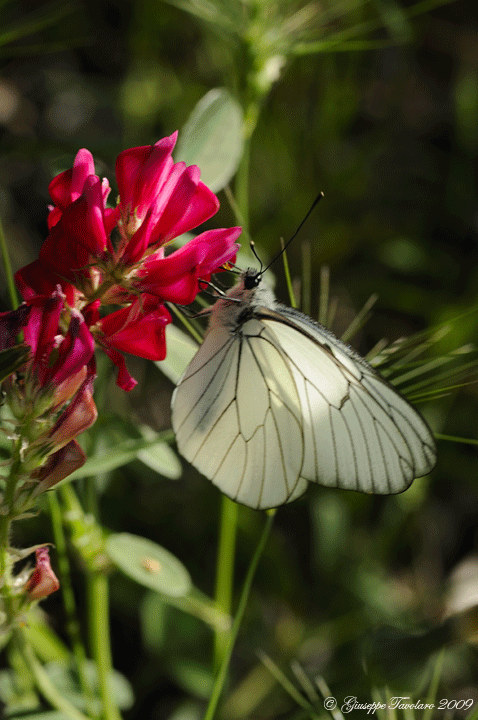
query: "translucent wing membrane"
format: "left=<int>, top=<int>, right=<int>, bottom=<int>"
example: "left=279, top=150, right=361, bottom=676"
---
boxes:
left=261, top=308, right=436, bottom=495
left=172, top=293, right=437, bottom=509
left=172, top=321, right=308, bottom=508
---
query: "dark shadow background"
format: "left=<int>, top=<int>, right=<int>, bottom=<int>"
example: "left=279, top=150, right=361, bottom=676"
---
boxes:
left=2, top=1, right=478, bottom=718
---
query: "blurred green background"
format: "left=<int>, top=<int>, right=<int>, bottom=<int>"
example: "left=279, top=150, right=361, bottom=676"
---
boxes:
left=1, top=0, right=478, bottom=718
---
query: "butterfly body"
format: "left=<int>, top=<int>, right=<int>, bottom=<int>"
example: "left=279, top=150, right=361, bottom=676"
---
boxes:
left=171, top=270, right=437, bottom=509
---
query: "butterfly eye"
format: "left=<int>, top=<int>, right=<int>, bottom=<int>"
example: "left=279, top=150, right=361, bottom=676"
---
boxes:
left=244, top=272, right=262, bottom=290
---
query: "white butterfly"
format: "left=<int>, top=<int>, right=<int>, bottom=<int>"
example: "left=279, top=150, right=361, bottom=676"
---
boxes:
left=171, top=269, right=437, bottom=510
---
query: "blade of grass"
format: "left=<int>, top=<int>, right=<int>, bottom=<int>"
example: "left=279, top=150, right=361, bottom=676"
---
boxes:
left=318, top=266, right=330, bottom=327
left=290, top=660, right=320, bottom=704
left=327, top=296, right=339, bottom=331
left=281, top=241, right=297, bottom=309
left=434, top=433, right=478, bottom=446
left=301, top=241, right=311, bottom=316
left=396, top=357, right=478, bottom=396
left=257, top=651, right=321, bottom=720
left=315, top=676, right=345, bottom=720
left=371, top=687, right=387, bottom=720
left=0, top=211, right=18, bottom=309
left=169, top=303, right=204, bottom=344
left=48, top=492, right=94, bottom=712
left=423, top=649, right=446, bottom=720
left=340, top=294, right=378, bottom=343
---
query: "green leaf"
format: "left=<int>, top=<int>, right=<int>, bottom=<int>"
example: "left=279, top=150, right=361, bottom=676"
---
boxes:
left=168, top=659, right=213, bottom=699
left=0, top=668, right=39, bottom=716
left=106, top=533, right=192, bottom=597
left=156, top=323, right=199, bottom=384
left=176, top=88, right=244, bottom=193
left=167, top=702, right=203, bottom=720
left=141, top=592, right=169, bottom=650
left=0, top=344, right=30, bottom=383
left=137, top=439, right=182, bottom=479
left=22, top=611, right=70, bottom=664
left=58, top=433, right=174, bottom=482
left=44, top=660, right=134, bottom=712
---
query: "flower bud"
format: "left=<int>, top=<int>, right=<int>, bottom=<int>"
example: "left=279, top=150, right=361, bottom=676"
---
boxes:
left=25, top=547, right=60, bottom=600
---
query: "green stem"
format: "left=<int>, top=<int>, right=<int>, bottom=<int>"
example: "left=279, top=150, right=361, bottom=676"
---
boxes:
left=49, top=492, right=95, bottom=713
left=0, top=450, right=24, bottom=618
left=213, top=495, right=238, bottom=670
left=15, top=628, right=92, bottom=720
left=59, top=484, right=120, bottom=720
left=0, top=209, right=18, bottom=309
left=0, top=514, right=13, bottom=617
left=204, top=509, right=276, bottom=720
left=87, top=572, right=122, bottom=720
left=235, top=135, right=251, bottom=234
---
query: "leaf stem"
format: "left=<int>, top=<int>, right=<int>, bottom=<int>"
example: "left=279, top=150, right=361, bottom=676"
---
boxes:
left=204, top=509, right=275, bottom=720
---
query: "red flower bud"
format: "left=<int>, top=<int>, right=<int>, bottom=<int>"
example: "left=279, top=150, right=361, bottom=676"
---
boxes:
left=25, top=547, right=60, bottom=600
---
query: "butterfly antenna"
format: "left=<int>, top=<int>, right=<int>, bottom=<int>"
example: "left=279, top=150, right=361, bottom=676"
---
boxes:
left=250, top=241, right=264, bottom=274
left=262, top=191, right=324, bottom=274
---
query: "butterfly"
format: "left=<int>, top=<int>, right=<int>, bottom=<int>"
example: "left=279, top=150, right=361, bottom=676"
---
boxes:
left=171, top=268, right=437, bottom=510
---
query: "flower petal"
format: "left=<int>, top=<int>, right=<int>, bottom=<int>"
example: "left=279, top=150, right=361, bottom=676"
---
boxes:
left=99, top=299, right=171, bottom=361
left=48, top=309, right=95, bottom=386
left=103, top=347, right=137, bottom=391
left=49, top=149, right=96, bottom=210
left=137, top=227, right=241, bottom=304
left=15, top=260, right=77, bottom=304
left=50, top=381, right=97, bottom=446
left=115, top=132, right=178, bottom=221
left=34, top=440, right=86, bottom=493
left=0, top=304, right=32, bottom=350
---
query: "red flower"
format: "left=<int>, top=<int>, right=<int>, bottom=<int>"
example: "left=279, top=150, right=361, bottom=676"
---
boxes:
left=25, top=547, right=60, bottom=600
left=115, top=132, right=220, bottom=263
left=0, top=288, right=96, bottom=418
left=22, top=288, right=95, bottom=389
left=14, top=132, right=241, bottom=390
left=1, top=290, right=97, bottom=488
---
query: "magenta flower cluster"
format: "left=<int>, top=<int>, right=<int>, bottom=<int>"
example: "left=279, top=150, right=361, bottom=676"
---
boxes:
left=0, top=132, right=240, bottom=506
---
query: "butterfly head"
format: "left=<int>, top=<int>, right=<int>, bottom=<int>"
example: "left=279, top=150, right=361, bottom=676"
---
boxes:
left=220, top=268, right=265, bottom=307
left=207, top=267, right=274, bottom=331
left=243, top=268, right=262, bottom=290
